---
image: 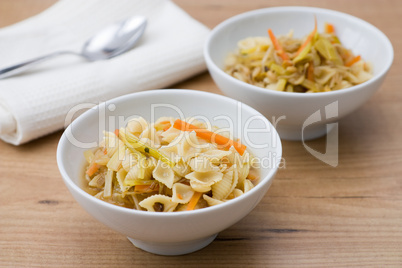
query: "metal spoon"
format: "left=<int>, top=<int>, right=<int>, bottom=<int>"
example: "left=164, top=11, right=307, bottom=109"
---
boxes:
left=0, top=16, right=147, bottom=79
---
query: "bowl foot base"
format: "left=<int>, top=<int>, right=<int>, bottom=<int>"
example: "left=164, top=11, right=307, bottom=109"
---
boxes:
left=127, top=234, right=218, bottom=255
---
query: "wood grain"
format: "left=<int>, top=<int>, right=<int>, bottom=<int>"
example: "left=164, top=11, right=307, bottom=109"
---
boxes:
left=1, top=0, right=402, bottom=267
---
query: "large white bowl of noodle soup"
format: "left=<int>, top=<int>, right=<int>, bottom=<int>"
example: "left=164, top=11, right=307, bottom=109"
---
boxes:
left=57, top=89, right=282, bottom=255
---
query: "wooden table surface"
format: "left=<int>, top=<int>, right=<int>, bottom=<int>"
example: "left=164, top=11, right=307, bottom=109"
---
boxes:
left=0, top=0, right=401, bottom=267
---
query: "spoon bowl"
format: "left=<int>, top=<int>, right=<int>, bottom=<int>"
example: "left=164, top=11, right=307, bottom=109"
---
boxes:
left=82, top=16, right=147, bottom=61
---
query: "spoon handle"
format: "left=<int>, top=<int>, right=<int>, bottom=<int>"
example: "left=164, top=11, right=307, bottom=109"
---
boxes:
left=0, top=51, right=82, bottom=79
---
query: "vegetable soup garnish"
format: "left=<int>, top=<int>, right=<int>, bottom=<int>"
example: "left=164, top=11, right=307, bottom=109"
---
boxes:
left=224, top=21, right=373, bottom=93
left=172, top=119, right=247, bottom=155
left=82, top=117, right=258, bottom=212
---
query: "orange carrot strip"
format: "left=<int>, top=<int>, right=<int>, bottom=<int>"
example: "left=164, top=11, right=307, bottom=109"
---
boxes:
left=157, top=120, right=171, bottom=131
left=114, top=129, right=119, bottom=137
left=345, top=55, right=361, bottom=67
left=86, top=163, right=100, bottom=176
left=134, top=185, right=150, bottom=191
left=177, top=193, right=183, bottom=200
left=134, top=185, right=150, bottom=192
left=186, top=191, right=202, bottom=211
left=295, top=17, right=317, bottom=56
left=173, top=119, right=247, bottom=155
left=162, top=123, right=171, bottom=131
left=268, top=29, right=290, bottom=61
left=325, top=23, right=335, bottom=34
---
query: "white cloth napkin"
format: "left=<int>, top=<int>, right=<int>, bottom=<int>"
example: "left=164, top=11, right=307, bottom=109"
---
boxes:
left=0, top=0, right=210, bottom=145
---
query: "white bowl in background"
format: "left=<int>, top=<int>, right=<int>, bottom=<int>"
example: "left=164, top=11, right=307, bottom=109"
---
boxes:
left=204, top=6, right=393, bottom=140
left=57, top=89, right=282, bottom=255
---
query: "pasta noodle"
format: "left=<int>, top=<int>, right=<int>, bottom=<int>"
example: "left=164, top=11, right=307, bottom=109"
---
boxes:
left=139, top=195, right=178, bottom=212
left=172, top=183, right=194, bottom=203
left=127, top=117, right=148, bottom=136
left=81, top=117, right=260, bottom=212
left=186, top=170, right=224, bottom=193
left=224, top=23, right=373, bottom=93
left=203, top=194, right=224, bottom=207
left=153, top=160, right=177, bottom=189
left=211, top=170, right=233, bottom=200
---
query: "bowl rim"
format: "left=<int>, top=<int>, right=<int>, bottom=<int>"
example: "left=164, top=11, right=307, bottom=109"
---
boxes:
left=204, top=6, right=394, bottom=98
left=57, top=89, right=282, bottom=218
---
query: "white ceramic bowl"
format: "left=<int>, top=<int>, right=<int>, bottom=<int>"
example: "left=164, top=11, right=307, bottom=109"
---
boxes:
left=57, top=89, right=282, bottom=255
left=204, top=6, right=393, bottom=140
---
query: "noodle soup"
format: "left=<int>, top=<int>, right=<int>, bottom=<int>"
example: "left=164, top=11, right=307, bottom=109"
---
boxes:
left=81, top=117, right=260, bottom=212
left=224, top=22, right=372, bottom=93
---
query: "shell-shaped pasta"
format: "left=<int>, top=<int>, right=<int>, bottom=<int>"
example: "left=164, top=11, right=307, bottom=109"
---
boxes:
left=203, top=194, right=224, bottom=207
left=190, top=180, right=212, bottom=193
left=159, top=144, right=180, bottom=163
left=160, top=126, right=182, bottom=144
left=189, top=156, right=219, bottom=172
left=116, top=168, right=129, bottom=193
left=226, top=147, right=250, bottom=188
left=139, top=194, right=178, bottom=212
left=185, top=171, right=223, bottom=193
left=179, top=131, right=202, bottom=161
left=125, top=158, right=154, bottom=181
left=219, top=164, right=228, bottom=173
left=185, top=171, right=224, bottom=185
left=231, top=188, right=244, bottom=199
left=142, top=158, right=156, bottom=180
left=125, top=165, right=139, bottom=181
left=145, top=156, right=158, bottom=170
left=228, top=169, right=239, bottom=196
left=152, top=160, right=178, bottom=189
left=225, top=146, right=237, bottom=165
left=122, top=149, right=137, bottom=172
left=243, top=179, right=255, bottom=193
left=242, top=150, right=251, bottom=163
left=172, top=183, right=194, bottom=203
left=195, top=136, right=210, bottom=148
left=211, top=171, right=233, bottom=200
left=138, top=136, right=160, bottom=150
left=227, top=146, right=249, bottom=165
left=140, top=126, right=161, bottom=147
left=237, top=162, right=250, bottom=187
left=172, top=158, right=191, bottom=177
left=199, top=149, right=232, bottom=164
left=197, top=142, right=217, bottom=153
left=127, top=117, right=148, bottom=136
left=87, top=117, right=256, bottom=212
